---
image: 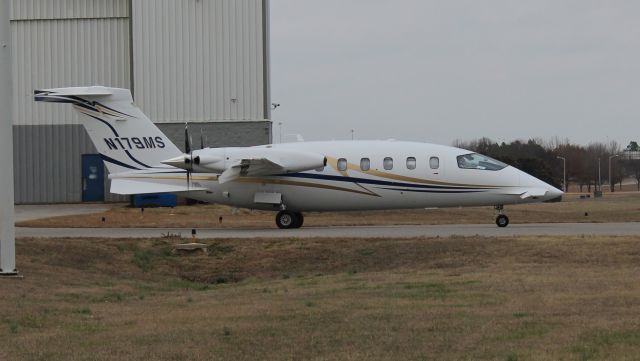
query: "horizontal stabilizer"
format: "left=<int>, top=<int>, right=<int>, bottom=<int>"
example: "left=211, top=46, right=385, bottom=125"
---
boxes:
left=110, top=179, right=207, bottom=195
left=34, top=86, right=114, bottom=100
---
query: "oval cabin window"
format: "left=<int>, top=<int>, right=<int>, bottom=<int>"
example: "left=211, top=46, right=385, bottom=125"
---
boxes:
left=360, top=158, right=370, bottom=171
left=383, top=157, right=393, bottom=170
left=337, top=158, right=348, bottom=171
left=406, top=157, right=416, bottom=170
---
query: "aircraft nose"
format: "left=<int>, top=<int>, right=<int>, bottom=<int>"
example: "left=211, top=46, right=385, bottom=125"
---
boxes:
left=516, top=167, right=564, bottom=201
left=545, top=185, right=564, bottom=200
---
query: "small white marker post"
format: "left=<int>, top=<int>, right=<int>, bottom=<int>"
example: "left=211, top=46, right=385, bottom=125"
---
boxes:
left=0, top=0, right=18, bottom=277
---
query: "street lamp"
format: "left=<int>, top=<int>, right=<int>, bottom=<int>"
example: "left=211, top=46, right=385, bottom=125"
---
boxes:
left=557, top=156, right=566, bottom=192
left=598, top=158, right=601, bottom=192
left=609, top=154, right=620, bottom=192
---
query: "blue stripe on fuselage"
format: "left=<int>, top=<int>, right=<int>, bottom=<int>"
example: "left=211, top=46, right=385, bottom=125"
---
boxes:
left=281, top=172, right=489, bottom=191
left=374, top=187, right=485, bottom=194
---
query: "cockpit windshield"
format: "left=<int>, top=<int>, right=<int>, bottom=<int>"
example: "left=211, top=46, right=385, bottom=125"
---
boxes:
left=457, top=153, right=508, bottom=171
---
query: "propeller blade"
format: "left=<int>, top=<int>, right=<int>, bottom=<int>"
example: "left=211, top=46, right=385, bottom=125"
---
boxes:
left=200, top=128, right=204, bottom=149
left=184, top=123, right=191, bottom=154
left=184, top=123, right=193, bottom=191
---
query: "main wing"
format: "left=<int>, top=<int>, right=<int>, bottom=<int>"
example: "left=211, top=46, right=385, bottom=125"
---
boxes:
left=218, top=157, right=302, bottom=184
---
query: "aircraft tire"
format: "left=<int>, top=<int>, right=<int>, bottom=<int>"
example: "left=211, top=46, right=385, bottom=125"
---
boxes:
left=292, top=212, right=304, bottom=228
left=276, top=211, right=296, bottom=229
left=496, top=214, right=509, bottom=228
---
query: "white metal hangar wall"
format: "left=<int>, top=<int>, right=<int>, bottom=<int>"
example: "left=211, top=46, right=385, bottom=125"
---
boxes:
left=11, top=0, right=272, bottom=204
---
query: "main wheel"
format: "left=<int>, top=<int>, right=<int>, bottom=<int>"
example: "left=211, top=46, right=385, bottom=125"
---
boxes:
left=292, top=212, right=304, bottom=228
left=276, top=211, right=296, bottom=229
left=496, top=214, right=509, bottom=228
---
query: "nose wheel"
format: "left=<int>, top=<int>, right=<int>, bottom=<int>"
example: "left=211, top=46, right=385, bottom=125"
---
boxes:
left=494, top=205, right=509, bottom=228
left=276, top=211, right=304, bottom=229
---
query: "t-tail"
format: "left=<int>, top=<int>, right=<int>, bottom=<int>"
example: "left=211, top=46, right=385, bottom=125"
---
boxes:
left=34, top=86, right=182, bottom=174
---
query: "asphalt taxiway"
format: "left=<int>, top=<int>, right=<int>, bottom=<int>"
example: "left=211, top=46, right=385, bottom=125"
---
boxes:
left=15, top=222, right=640, bottom=239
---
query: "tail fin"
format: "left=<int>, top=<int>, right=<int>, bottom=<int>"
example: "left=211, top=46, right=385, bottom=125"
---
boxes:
left=34, top=86, right=182, bottom=173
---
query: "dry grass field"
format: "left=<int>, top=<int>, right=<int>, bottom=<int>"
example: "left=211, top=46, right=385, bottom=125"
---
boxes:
left=2, top=235, right=640, bottom=360
left=17, top=192, right=640, bottom=229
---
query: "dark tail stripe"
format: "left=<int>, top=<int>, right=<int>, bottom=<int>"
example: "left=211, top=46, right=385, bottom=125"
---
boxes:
left=125, top=150, right=152, bottom=169
left=97, top=102, right=135, bottom=118
left=84, top=113, right=120, bottom=137
left=99, top=154, right=140, bottom=170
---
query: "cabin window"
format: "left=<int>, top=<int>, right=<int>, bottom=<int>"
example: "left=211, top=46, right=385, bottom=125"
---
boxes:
left=360, top=158, right=370, bottom=171
left=406, top=157, right=416, bottom=170
left=457, top=153, right=507, bottom=171
left=429, top=157, right=440, bottom=169
left=337, top=158, right=348, bottom=171
left=383, top=157, right=393, bottom=170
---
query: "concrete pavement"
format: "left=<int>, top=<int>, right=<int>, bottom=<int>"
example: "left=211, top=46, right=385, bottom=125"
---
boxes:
left=15, top=222, right=640, bottom=239
left=15, top=204, right=120, bottom=222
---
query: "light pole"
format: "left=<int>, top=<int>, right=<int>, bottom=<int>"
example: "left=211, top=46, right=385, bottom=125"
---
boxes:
left=598, top=158, right=601, bottom=192
left=609, top=154, right=619, bottom=192
left=278, top=122, right=283, bottom=144
left=0, top=0, right=18, bottom=277
left=557, top=156, right=566, bottom=192
left=351, top=129, right=354, bottom=140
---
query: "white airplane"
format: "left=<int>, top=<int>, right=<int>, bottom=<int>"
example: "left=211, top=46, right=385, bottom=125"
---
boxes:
left=34, top=86, right=563, bottom=229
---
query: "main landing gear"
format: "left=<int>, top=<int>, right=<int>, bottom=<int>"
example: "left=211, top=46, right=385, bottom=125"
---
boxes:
left=276, top=210, right=304, bottom=229
left=494, top=205, right=509, bottom=228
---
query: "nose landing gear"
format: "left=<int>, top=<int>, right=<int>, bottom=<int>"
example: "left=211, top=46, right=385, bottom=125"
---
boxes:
left=276, top=210, right=304, bottom=229
left=494, top=205, right=509, bottom=228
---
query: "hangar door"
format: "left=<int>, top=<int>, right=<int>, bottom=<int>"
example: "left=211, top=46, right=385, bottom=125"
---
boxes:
left=82, top=154, right=105, bottom=202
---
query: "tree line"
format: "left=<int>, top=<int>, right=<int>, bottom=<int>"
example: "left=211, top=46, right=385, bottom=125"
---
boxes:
left=452, top=137, right=640, bottom=192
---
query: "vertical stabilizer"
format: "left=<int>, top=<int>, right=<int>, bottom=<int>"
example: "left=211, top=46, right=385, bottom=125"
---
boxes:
left=34, top=86, right=181, bottom=173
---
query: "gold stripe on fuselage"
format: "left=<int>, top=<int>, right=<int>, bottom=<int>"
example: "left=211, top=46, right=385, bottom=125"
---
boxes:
left=236, top=177, right=380, bottom=197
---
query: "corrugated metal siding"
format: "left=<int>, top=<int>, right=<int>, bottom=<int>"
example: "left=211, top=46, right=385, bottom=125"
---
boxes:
left=13, top=125, right=93, bottom=203
left=132, top=0, right=266, bottom=123
left=10, top=0, right=129, bottom=20
left=12, top=17, right=131, bottom=126
left=13, top=125, right=127, bottom=204
left=11, top=1, right=131, bottom=203
left=157, top=121, right=271, bottom=149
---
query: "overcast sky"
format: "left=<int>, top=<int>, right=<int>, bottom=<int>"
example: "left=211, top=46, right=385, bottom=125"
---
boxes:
left=270, top=1, right=640, bottom=146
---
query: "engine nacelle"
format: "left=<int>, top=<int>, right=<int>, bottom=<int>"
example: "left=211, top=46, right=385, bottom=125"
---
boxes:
left=162, top=147, right=326, bottom=175
left=260, top=149, right=326, bottom=173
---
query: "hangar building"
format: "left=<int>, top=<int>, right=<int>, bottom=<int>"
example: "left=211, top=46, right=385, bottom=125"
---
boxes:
left=10, top=0, right=272, bottom=203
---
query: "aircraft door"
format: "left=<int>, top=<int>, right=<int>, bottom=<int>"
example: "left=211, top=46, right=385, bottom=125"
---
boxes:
left=82, top=154, right=105, bottom=202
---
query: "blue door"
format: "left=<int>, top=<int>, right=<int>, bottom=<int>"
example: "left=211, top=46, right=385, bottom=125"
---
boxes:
left=82, top=154, right=105, bottom=202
